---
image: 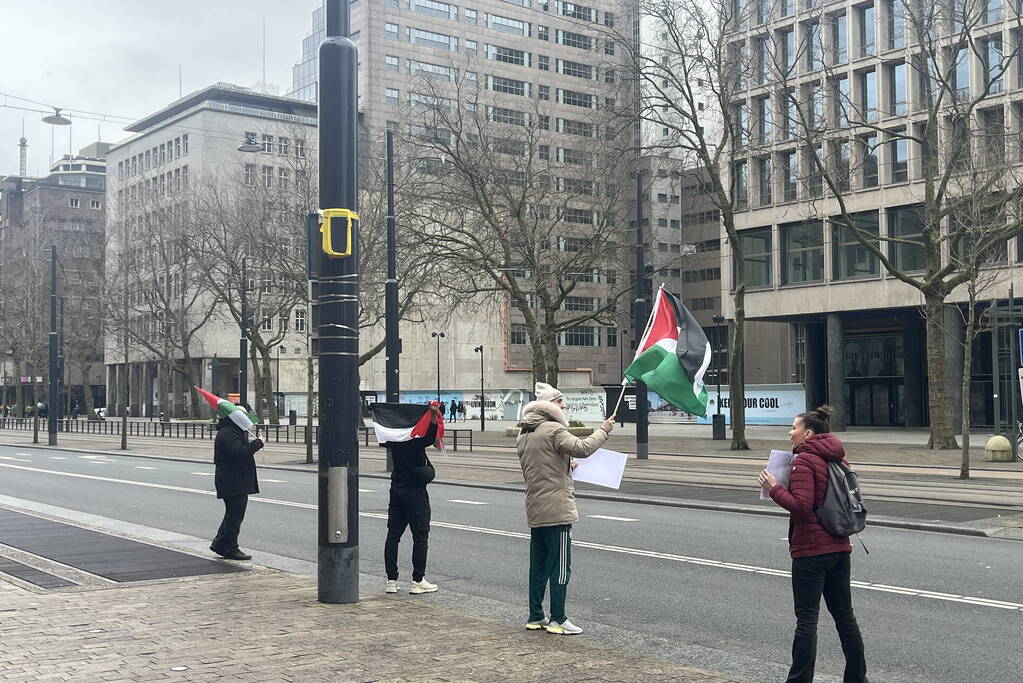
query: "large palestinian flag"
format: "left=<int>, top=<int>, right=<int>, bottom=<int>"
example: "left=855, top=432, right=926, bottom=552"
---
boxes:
left=624, top=287, right=711, bottom=417
left=369, top=402, right=445, bottom=449
left=194, top=386, right=260, bottom=431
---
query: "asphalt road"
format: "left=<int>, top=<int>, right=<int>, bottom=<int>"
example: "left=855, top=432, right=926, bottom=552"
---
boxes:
left=1, top=444, right=1020, bottom=683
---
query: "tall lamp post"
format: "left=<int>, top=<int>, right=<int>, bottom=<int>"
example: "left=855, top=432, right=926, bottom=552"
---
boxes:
left=239, top=257, right=248, bottom=406
left=711, top=314, right=727, bottom=440
left=473, top=345, right=485, bottom=431
left=431, top=332, right=445, bottom=403
left=47, top=246, right=58, bottom=445
left=618, top=329, right=628, bottom=424
left=316, top=0, right=361, bottom=604
left=633, top=171, right=649, bottom=459
left=384, top=131, right=400, bottom=473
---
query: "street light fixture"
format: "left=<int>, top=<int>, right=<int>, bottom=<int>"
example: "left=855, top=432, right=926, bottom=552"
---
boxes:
left=431, top=332, right=445, bottom=403
left=237, top=135, right=263, bottom=153
left=42, top=107, right=71, bottom=126
left=473, top=345, right=485, bottom=432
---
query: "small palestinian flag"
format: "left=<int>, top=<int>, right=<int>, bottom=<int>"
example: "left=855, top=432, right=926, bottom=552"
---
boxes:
left=194, top=386, right=260, bottom=431
left=369, top=401, right=445, bottom=449
left=624, top=287, right=711, bottom=417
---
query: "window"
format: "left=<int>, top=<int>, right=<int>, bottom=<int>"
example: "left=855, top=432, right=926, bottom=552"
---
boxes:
left=833, top=212, right=880, bottom=280
left=859, top=4, right=875, bottom=56
left=954, top=46, right=970, bottom=99
left=261, top=317, right=273, bottom=332
left=386, top=55, right=399, bottom=71
left=68, top=198, right=80, bottom=208
left=488, top=74, right=530, bottom=96
left=564, top=296, right=597, bottom=311
left=563, top=325, right=599, bottom=347
left=261, top=166, right=273, bottom=188
left=734, top=160, right=749, bottom=210
left=807, top=82, right=824, bottom=129
left=90, top=199, right=101, bottom=209
left=859, top=68, right=877, bottom=121
left=833, top=139, right=851, bottom=191
left=159, top=144, right=166, bottom=164
left=465, top=8, right=477, bottom=23
left=981, top=107, right=1005, bottom=165
left=510, top=324, right=528, bottom=345
left=888, top=205, right=926, bottom=270
left=807, top=145, right=823, bottom=197
left=833, top=12, right=848, bottom=64
left=985, top=0, right=1002, bottom=23
left=487, top=44, right=529, bottom=65
left=295, top=140, right=306, bottom=158
left=490, top=106, right=526, bottom=125
left=411, top=60, right=458, bottom=82
left=758, top=157, right=773, bottom=204
left=279, top=168, right=290, bottom=189
left=780, top=28, right=796, bottom=74
left=804, top=21, right=821, bottom=71
left=558, top=1, right=597, bottom=21
left=834, top=75, right=850, bottom=126
left=887, top=0, right=904, bottom=49
left=557, top=58, right=594, bottom=79
left=294, top=308, right=306, bottom=332
left=539, top=144, right=550, bottom=160
left=245, top=164, right=255, bottom=186
left=182, top=134, right=188, bottom=155
left=466, top=39, right=477, bottom=55
left=781, top=0, right=793, bottom=16
left=860, top=134, right=879, bottom=187
left=537, top=26, right=549, bottom=41
left=557, top=88, right=594, bottom=108
left=385, top=22, right=399, bottom=39
left=738, top=227, right=772, bottom=287
left=755, top=37, right=771, bottom=85
left=890, top=134, right=909, bottom=182
left=756, top=97, right=772, bottom=144
left=556, top=29, right=592, bottom=50
left=985, top=37, right=1003, bottom=93
left=486, top=14, right=529, bottom=36
left=539, top=55, right=550, bottom=71
left=783, top=90, right=797, bottom=140
left=781, top=220, right=824, bottom=285
left=408, top=27, right=458, bottom=50
left=889, top=62, right=907, bottom=115
left=261, top=134, right=273, bottom=153
left=386, top=88, right=399, bottom=104
left=557, top=118, right=593, bottom=137
left=277, top=137, right=290, bottom=156
left=733, top=101, right=750, bottom=147
left=539, top=85, right=550, bottom=100
left=782, top=150, right=798, bottom=201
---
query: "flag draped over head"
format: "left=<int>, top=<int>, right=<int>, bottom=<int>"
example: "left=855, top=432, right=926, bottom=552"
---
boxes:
left=369, top=401, right=445, bottom=449
left=194, top=386, right=260, bottom=432
left=624, top=287, right=711, bottom=417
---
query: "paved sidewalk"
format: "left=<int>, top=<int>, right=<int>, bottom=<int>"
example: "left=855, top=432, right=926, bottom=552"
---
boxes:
left=0, top=566, right=734, bottom=682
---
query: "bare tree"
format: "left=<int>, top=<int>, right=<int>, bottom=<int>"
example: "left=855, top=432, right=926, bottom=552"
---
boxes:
left=779, top=0, right=1023, bottom=447
left=611, top=0, right=754, bottom=448
left=400, top=68, right=638, bottom=385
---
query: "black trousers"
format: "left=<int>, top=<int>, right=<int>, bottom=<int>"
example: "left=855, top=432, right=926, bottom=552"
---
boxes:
left=787, top=552, right=867, bottom=683
left=384, top=488, right=431, bottom=582
left=212, top=494, right=248, bottom=553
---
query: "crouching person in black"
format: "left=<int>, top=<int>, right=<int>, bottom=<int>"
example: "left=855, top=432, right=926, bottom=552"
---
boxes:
left=384, top=404, right=439, bottom=594
left=210, top=413, right=264, bottom=561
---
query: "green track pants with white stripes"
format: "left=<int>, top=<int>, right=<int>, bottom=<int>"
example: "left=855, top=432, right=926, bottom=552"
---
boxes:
left=528, top=524, right=572, bottom=624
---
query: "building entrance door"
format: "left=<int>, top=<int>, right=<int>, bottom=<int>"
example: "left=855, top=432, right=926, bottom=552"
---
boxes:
left=847, top=380, right=904, bottom=426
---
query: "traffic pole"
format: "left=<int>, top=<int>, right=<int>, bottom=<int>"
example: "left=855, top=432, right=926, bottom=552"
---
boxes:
left=633, top=172, right=648, bottom=459
left=47, top=245, right=58, bottom=445
left=384, top=131, right=400, bottom=472
left=317, top=0, right=360, bottom=604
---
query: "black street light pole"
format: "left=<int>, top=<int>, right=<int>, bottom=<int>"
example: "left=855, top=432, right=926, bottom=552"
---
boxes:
left=633, top=172, right=649, bottom=460
left=59, top=296, right=65, bottom=419
left=47, top=245, right=58, bottom=445
left=317, top=0, right=360, bottom=604
left=239, top=256, right=248, bottom=406
left=384, top=131, right=400, bottom=472
left=431, top=332, right=445, bottom=402
left=474, top=345, right=485, bottom=432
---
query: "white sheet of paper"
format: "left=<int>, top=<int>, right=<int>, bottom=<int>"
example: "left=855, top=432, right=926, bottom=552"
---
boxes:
left=572, top=448, right=629, bottom=489
left=760, top=449, right=794, bottom=500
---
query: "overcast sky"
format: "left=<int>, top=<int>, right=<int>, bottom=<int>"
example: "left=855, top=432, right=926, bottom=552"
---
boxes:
left=0, top=0, right=321, bottom=176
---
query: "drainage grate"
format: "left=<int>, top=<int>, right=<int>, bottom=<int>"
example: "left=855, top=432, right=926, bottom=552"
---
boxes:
left=0, top=508, right=244, bottom=582
left=0, top=556, right=77, bottom=589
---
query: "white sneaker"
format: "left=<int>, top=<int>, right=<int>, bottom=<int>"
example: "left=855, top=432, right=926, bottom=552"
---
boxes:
left=384, top=580, right=399, bottom=594
left=409, top=578, right=438, bottom=594
left=546, top=619, right=582, bottom=635
left=525, top=617, right=550, bottom=631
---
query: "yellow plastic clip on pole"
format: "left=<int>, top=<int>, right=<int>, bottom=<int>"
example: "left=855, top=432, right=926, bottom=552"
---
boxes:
left=319, top=208, right=359, bottom=258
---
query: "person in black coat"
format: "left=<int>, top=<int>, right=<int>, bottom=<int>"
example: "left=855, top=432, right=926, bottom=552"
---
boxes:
left=210, top=414, right=264, bottom=560
left=384, top=404, right=439, bottom=594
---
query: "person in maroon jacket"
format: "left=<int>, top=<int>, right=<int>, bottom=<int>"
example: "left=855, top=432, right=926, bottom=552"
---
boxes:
left=758, top=405, right=868, bottom=683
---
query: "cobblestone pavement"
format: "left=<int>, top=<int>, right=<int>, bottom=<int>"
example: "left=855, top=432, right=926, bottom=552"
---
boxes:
left=0, top=569, right=737, bottom=682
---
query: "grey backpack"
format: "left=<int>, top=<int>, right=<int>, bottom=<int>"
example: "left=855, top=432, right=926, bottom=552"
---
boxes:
left=815, top=461, right=867, bottom=538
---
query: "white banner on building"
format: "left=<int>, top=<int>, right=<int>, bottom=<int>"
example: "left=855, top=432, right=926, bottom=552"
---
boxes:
left=697, top=384, right=806, bottom=426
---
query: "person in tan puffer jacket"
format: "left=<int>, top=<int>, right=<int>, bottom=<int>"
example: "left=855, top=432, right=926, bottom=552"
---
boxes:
left=517, top=382, right=615, bottom=636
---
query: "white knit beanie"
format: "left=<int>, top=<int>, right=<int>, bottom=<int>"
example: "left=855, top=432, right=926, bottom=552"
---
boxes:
left=534, top=382, right=564, bottom=403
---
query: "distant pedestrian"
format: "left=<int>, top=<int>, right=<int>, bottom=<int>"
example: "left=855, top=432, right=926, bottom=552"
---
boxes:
left=457, top=400, right=466, bottom=421
left=384, top=402, right=440, bottom=595
left=517, top=382, right=615, bottom=635
left=449, top=399, right=458, bottom=423
left=758, top=405, right=867, bottom=683
left=210, top=403, right=264, bottom=561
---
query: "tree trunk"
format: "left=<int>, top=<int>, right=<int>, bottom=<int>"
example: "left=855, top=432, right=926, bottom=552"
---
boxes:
left=528, top=331, right=548, bottom=387
left=925, top=293, right=959, bottom=449
left=180, top=353, right=200, bottom=418
left=159, top=361, right=173, bottom=418
left=13, top=358, right=23, bottom=417
left=959, top=293, right=979, bottom=478
left=728, top=303, right=750, bottom=451
left=81, top=363, right=96, bottom=419
left=249, top=344, right=263, bottom=416
left=261, top=348, right=280, bottom=425
left=543, top=333, right=560, bottom=389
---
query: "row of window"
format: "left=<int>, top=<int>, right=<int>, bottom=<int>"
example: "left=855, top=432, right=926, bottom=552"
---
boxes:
left=386, top=21, right=617, bottom=56
left=242, top=133, right=307, bottom=158
left=67, top=198, right=102, bottom=210
left=509, top=323, right=612, bottom=347
left=737, top=206, right=928, bottom=288
left=243, top=164, right=307, bottom=190
left=117, top=135, right=189, bottom=180
left=115, top=166, right=190, bottom=206
left=393, top=0, right=614, bottom=28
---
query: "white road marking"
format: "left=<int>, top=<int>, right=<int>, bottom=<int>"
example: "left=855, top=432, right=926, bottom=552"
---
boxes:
left=0, top=456, right=30, bottom=462
left=1, top=460, right=1018, bottom=613
left=446, top=499, right=489, bottom=505
left=358, top=488, right=374, bottom=493
left=135, top=466, right=157, bottom=470
left=15, top=453, right=32, bottom=457
left=191, top=472, right=214, bottom=476
left=588, top=514, right=639, bottom=522
left=261, top=478, right=287, bottom=483
left=49, top=456, right=68, bottom=460
left=80, top=455, right=111, bottom=460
